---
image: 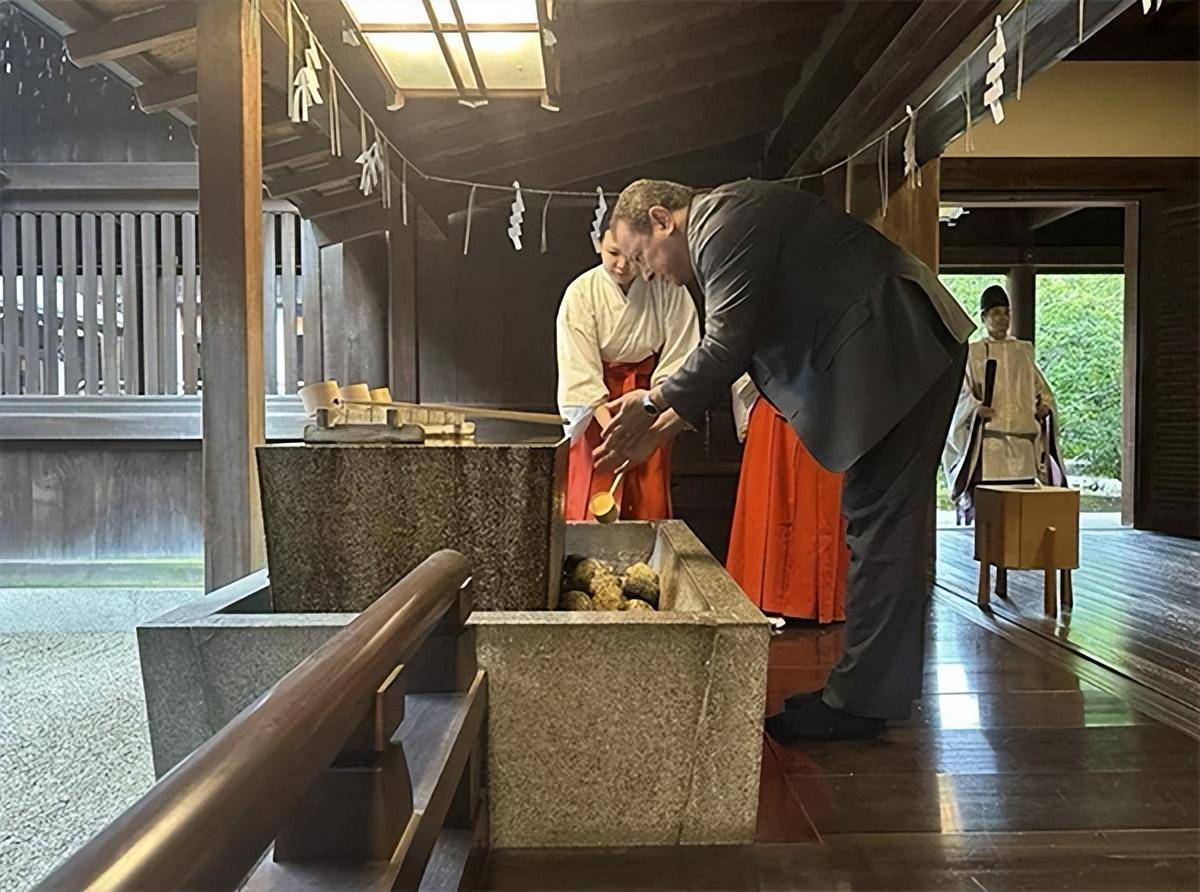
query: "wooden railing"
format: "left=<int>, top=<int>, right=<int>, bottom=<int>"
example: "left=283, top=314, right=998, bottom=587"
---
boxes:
left=36, top=550, right=487, bottom=892
left=0, top=209, right=320, bottom=396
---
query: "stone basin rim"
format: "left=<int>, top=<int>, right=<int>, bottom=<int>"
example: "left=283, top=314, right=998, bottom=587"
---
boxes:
left=467, top=610, right=764, bottom=627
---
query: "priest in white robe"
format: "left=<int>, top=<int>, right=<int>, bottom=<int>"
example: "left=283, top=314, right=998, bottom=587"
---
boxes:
left=556, top=227, right=699, bottom=520
left=942, top=284, right=1065, bottom=524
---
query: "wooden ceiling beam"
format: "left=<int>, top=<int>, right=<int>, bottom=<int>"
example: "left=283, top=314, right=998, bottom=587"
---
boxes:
left=556, top=0, right=765, bottom=59
left=311, top=204, right=390, bottom=248
left=265, top=162, right=359, bottom=200
left=765, top=1, right=920, bottom=172
left=23, top=0, right=105, bottom=32
left=408, top=27, right=813, bottom=173
left=394, top=4, right=818, bottom=159
left=941, top=157, right=1199, bottom=196
left=262, top=133, right=336, bottom=172
left=65, top=2, right=197, bottom=67
left=295, top=188, right=378, bottom=220
left=21, top=0, right=196, bottom=126
left=556, top=134, right=768, bottom=193
left=136, top=69, right=197, bottom=114
left=466, top=66, right=793, bottom=189
left=1025, top=205, right=1085, bottom=230
left=941, top=244, right=1123, bottom=268
left=262, top=120, right=307, bottom=143
left=789, top=0, right=1006, bottom=174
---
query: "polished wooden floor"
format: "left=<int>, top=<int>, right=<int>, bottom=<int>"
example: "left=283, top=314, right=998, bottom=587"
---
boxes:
left=481, top=595, right=1200, bottom=891
left=936, top=529, right=1200, bottom=728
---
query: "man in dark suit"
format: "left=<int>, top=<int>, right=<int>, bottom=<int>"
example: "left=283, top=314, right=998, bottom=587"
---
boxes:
left=595, top=179, right=974, bottom=741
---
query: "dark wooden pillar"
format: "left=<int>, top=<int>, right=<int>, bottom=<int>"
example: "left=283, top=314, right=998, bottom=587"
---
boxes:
left=388, top=198, right=419, bottom=402
left=1121, top=204, right=1138, bottom=528
left=198, top=0, right=265, bottom=591
left=1007, top=264, right=1037, bottom=343
left=867, top=158, right=941, bottom=271
left=319, top=236, right=389, bottom=388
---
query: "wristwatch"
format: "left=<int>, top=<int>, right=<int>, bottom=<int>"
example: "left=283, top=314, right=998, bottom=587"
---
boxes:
left=641, top=391, right=661, bottom=417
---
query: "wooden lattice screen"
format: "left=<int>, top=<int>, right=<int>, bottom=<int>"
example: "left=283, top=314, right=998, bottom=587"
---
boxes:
left=0, top=210, right=321, bottom=396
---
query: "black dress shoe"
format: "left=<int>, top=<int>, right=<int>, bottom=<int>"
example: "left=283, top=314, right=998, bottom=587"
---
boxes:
left=783, top=688, right=825, bottom=711
left=765, top=697, right=885, bottom=744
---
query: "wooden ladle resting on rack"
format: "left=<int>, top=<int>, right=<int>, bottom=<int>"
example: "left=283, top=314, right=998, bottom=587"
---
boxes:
left=339, top=398, right=566, bottom=427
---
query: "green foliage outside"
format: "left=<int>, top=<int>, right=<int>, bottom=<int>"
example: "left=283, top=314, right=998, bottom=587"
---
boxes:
left=936, top=273, right=1124, bottom=511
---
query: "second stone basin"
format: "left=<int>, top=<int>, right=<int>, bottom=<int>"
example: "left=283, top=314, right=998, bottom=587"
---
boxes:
left=470, top=520, right=770, bottom=849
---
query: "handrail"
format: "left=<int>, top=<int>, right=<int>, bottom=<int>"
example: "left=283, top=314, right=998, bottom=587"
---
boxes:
left=37, top=550, right=472, bottom=892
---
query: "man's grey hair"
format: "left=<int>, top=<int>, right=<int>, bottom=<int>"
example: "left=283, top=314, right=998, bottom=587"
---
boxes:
left=611, top=179, right=696, bottom=234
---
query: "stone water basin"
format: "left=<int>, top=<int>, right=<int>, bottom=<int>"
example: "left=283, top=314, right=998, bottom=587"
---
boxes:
left=471, top=520, right=770, bottom=849
left=137, top=518, right=768, bottom=849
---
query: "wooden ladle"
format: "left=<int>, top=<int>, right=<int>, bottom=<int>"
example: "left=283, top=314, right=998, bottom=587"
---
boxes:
left=589, top=466, right=628, bottom=524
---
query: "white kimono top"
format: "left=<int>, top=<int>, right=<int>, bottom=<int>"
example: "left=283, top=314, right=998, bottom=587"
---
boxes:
left=731, top=374, right=759, bottom=443
left=556, top=265, right=700, bottom=441
left=943, top=337, right=1057, bottom=490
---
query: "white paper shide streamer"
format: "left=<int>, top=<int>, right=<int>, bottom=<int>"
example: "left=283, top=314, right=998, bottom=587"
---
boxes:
left=380, top=126, right=392, bottom=208
left=983, top=15, right=1006, bottom=125
left=290, top=35, right=324, bottom=123
left=903, top=105, right=921, bottom=189
left=877, top=131, right=889, bottom=218
left=1141, top=0, right=1163, bottom=12
left=961, top=64, right=974, bottom=152
left=1017, top=3, right=1029, bottom=100
left=401, top=161, right=408, bottom=225
left=356, top=124, right=383, bottom=197
left=540, top=194, right=553, bottom=254
left=463, top=184, right=478, bottom=256
left=507, top=181, right=525, bottom=250
left=590, top=187, right=607, bottom=251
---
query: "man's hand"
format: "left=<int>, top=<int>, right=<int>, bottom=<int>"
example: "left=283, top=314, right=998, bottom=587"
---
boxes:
left=978, top=405, right=995, bottom=421
left=593, top=389, right=656, bottom=472
left=1034, top=402, right=1050, bottom=421
left=596, top=406, right=689, bottom=474
left=597, top=424, right=663, bottom=474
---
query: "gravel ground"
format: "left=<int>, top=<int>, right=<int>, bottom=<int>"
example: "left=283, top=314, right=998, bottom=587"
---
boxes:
left=0, top=587, right=199, bottom=891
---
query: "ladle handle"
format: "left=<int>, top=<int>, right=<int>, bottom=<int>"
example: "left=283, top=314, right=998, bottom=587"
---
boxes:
left=608, top=464, right=628, bottom=496
left=342, top=398, right=564, bottom=426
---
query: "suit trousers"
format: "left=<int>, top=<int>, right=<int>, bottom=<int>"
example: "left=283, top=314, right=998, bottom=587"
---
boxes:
left=822, top=340, right=968, bottom=719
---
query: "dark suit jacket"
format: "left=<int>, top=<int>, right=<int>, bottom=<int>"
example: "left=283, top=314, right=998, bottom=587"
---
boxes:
left=659, top=180, right=974, bottom=473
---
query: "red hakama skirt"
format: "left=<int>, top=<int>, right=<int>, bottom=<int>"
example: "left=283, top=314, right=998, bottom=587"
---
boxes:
left=726, top=397, right=848, bottom=622
left=565, top=355, right=673, bottom=521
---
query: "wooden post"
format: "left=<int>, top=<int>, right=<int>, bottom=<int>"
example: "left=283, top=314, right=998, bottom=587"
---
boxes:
left=977, top=520, right=991, bottom=609
left=977, top=561, right=990, bottom=609
left=198, top=0, right=266, bottom=591
left=1043, top=525, right=1058, bottom=618
left=388, top=198, right=419, bottom=402
left=1007, top=264, right=1036, bottom=343
left=1120, top=203, right=1138, bottom=528
left=868, top=158, right=940, bottom=270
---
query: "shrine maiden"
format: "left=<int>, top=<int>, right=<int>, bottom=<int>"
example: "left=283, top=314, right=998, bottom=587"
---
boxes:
left=727, top=375, right=849, bottom=623
left=556, top=228, right=699, bottom=520
left=942, top=284, right=1064, bottom=524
